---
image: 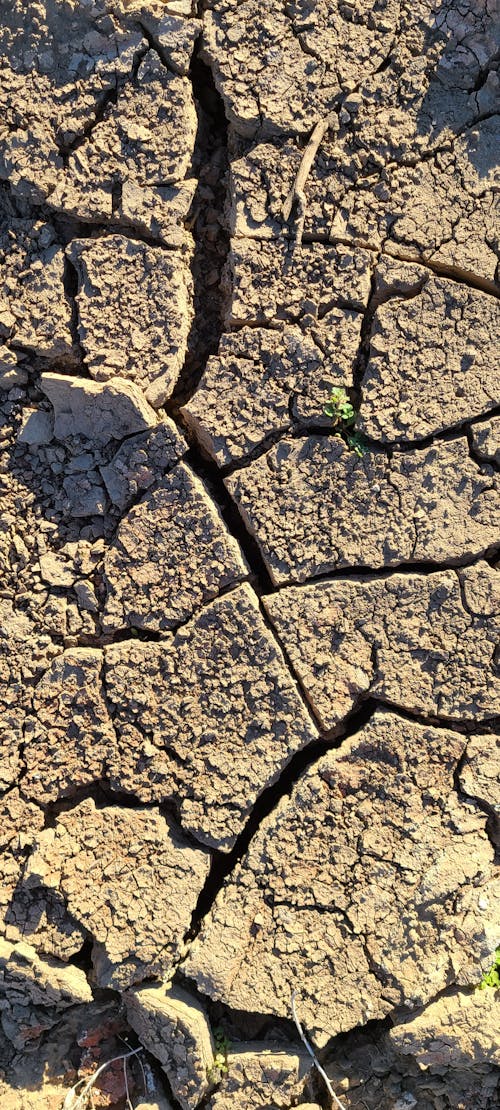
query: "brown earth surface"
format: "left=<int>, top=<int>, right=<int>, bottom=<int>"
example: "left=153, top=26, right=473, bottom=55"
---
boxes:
left=0, top=2, right=498, bottom=1108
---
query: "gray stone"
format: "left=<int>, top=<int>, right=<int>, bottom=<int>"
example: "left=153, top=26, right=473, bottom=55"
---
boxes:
left=185, top=710, right=498, bottom=1046
left=17, top=408, right=54, bottom=446
left=225, top=435, right=500, bottom=585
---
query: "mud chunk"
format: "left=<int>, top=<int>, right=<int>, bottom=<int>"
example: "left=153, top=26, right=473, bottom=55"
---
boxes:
left=121, top=6, right=201, bottom=75
left=40, top=372, right=157, bottom=446
left=207, top=1044, right=310, bottom=1110
left=0, top=792, right=45, bottom=938
left=100, top=418, right=187, bottom=511
left=22, top=648, right=115, bottom=805
left=5, top=886, right=86, bottom=962
left=264, top=564, right=500, bottom=728
left=50, top=52, right=197, bottom=239
left=0, top=939, right=92, bottom=1050
left=390, top=987, right=500, bottom=1069
left=226, top=436, right=500, bottom=584
left=68, top=236, right=193, bottom=407
left=182, top=315, right=361, bottom=466
left=459, top=734, right=500, bottom=849
left=359, top=264, right=500, bottom=441
left=0, top=601, right=59, bottom=791
left=103, top=462, right=249, bottom=633
left=24, top=800, right=211, bottom=989
left=125, top=984, right=215, bottom=1110
left=203, top=0, right=399, bottom=138
left=471, top=417, right=500, bottom=465
left=105, top=584, right=318, bottom=850
left=233, top=117, right=500, bottom=287
left=185, top=710, right=497, bottom=1046
left=0, top=209, right=73, bottom=362
left=226, top=239, right=371, bottom=325
left=0, top=0, right=143, bottom=204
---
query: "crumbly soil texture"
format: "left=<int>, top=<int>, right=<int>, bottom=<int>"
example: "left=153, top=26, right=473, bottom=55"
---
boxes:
left=0, top=2, right=499, bottom=1109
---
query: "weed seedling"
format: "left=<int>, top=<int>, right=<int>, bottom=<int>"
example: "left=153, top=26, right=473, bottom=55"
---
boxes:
left=323, top=386, right=367, bottom=457
left=207, top=1027, right=230, bottom=1083
left=478, top=947, right=500, bottom=990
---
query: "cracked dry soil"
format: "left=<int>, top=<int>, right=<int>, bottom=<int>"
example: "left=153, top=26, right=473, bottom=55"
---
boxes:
left=0, top=1, right=499, bottom=1108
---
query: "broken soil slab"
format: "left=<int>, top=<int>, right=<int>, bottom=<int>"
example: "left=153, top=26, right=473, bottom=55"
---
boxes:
left=358, top=263, right=500, bottom=442
left=471, top=417, right=500, bottom=466
left=100, top=417, right=187, bottom=512
left=225, top=435, right=500, bottom=585
left=207, top=1043, right=311, bottom=1110
left=230, top=116, right=500, bottom=288
left=23, top=799, right=211, bottom=990
left=203, top=0, right=400, bottom=138
left=184, top=709, right=498, bottom=1047
left=0, top=206, right=74, bottom=362
left=389, top=986, right=500, bottom=1070
left=105, top=583, right=319, bottom=850
left=125, top=983, right=215, bottom=1110
left=40, top=372, right=158, bottom=445
left=0, top=1, right=144, bottom=204
left=102, top=461, right=249, bottom=633
left=0, top=792, right=45, bottom=940
left=0, top=938, right=92, bottom=1051
left=264, top=563, right=500, bottom=729
left=224, top=239, right=371, bottom=326
left=68, top=235, right=193, bottom=407
left=181, top=314, right=361, bottom=466
left=22, top=647, right=116, bottom=805
left=50, top=51, right=198, bottom=241
left=0, top=599, right=60, bottom=791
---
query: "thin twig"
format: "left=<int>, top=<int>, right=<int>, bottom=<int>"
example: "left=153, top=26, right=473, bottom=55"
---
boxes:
left=63, top=1048, right=143, bottom=1110
left=291, top=991, right=346, bottom=1110
left=282, top=112, right=337, bottom=245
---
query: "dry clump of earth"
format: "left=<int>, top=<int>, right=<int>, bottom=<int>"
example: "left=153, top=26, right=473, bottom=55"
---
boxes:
left=0, top=1, right=499, bottom=1109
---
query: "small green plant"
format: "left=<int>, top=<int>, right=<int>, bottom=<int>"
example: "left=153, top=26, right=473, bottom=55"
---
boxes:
left=478, top=947, right=500, bottom=990
left=207, top=1027, right=230, bottom=1083
left=323, top=386, right=367, bottom=457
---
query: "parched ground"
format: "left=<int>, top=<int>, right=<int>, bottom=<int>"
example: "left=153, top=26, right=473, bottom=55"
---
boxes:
left=0, top=2, right=498, bottom=1108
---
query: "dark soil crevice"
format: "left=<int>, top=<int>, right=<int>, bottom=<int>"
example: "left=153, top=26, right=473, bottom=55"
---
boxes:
left=185, top=444, right=275, bottom=594
left=169, top=42, right=230, bottom=408
left=179, top=698, right=378, bottom=953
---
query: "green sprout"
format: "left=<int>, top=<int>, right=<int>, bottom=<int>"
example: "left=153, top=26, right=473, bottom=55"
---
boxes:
left=207, top=1028, right=230, bottom=1083
left=323, top=386, right=367, bottom=457
left=478, top=947, right=500, bottom=990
